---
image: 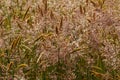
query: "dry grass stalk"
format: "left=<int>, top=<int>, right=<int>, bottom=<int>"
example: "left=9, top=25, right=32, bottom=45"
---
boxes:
left=90, top=0, right=98, bottom=7
left=11, top=35, right=21, bottom=51
left=59, top=16, right=63, bottom=31
left=16, top=64, right=28, bottom=70
left=7, top=62, right=13, bottom=71
left=79, top=5, right=83, bottom=14
left=50, top=10, right=55, bottom=19
left=21, top=44, right=32, bottom=52
left=55, top=26, right=59, bottom=35
left=42, top=0, right=47, bottom=14
left=17, top=21, right=23, bottom=29
left=93, top=13, right=96, bottom=21
left=38, top=5, right=43, bottom=17
left=23, top=7, right=30, bottom=20
left=37, top=51, right=45, bottom=63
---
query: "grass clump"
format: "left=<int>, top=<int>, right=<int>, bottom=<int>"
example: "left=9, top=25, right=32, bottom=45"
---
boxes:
left=0, top=0, right=120, bottom=80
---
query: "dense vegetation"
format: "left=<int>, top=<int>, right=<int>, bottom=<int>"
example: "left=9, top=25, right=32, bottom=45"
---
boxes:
left=0, top=0, right=120, bottom=80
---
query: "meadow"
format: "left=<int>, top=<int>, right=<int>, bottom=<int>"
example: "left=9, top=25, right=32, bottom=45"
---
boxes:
left=0, top=0, right=120, bottom=80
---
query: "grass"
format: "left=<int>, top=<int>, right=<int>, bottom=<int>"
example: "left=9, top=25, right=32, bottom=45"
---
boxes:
left=0, top=0, right=120, bottom=80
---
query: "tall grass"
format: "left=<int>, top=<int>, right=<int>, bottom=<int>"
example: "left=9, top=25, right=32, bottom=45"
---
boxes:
left=0, top=0, right=120, bottom=80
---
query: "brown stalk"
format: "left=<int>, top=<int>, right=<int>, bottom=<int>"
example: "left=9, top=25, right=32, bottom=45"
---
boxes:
left=42, top=0, right=47, bottom=14
left=86, top=0, right=89, bottom=3
left=23, top=7, right=30, bottom=20
left=93, top=13, right=96, bottom=21
left=11, top=35, right=21, bottom=51
left=17, top=21, right=23, bottom=29
left=79, top=5, right=83, bottom=14
left=50, top=10, right=55, bottom=19
left=59, top=16, right=63, bottom=31
left=0, top=18, right=4, bottom=26
left=83, top=7, right=86, bottom=14
left=38, top=5, right=43, bottom=17
left=0, top=20, right=3, bottom=26
left=90, top=0, right=98, bottom=7
left=55, top=26, right=59, bottom=35
left=87, top=19, right=92, bottom=23
left=7, top=62, right=13, bottom=71
left=86, top=0, right=89, bottom=5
